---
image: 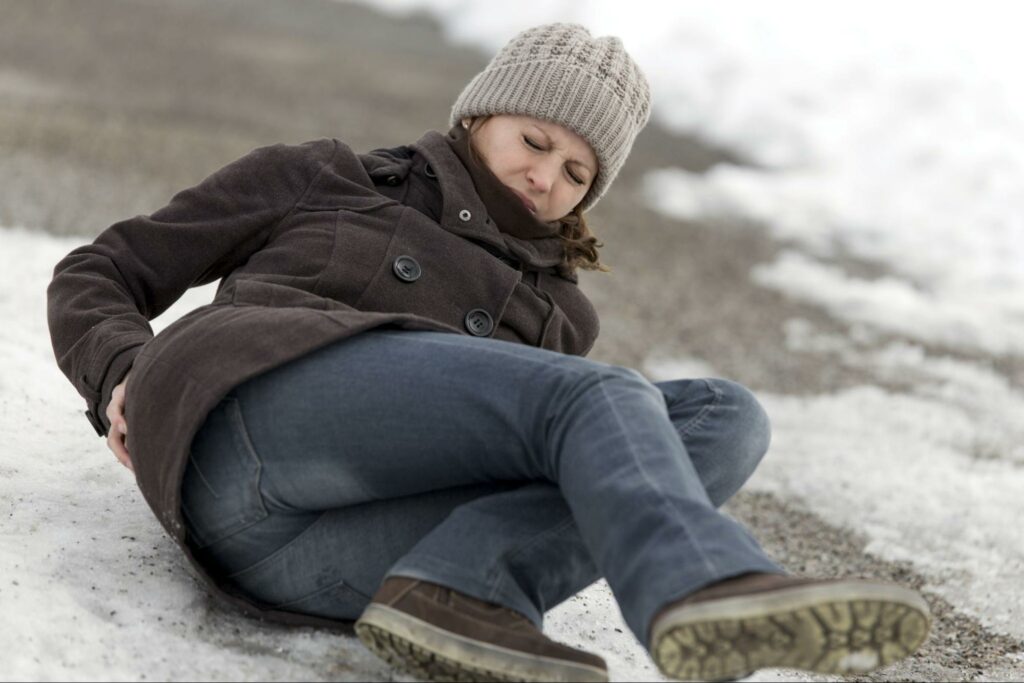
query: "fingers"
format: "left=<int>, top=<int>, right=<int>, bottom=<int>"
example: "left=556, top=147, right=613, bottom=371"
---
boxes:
left=109, top=381, right=126, bottom=417
left=105, top=373, right=133, bottom=471
left=107, top=426, right=134, bottom=472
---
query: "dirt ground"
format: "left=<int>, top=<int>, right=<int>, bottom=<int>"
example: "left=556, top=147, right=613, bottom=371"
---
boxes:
left=4, top=0, right=1020, bottom=680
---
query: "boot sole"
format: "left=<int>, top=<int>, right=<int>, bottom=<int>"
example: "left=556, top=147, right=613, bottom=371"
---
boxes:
left=355, top=603, right=609, bottom=682
left=650, top=581, right=930, bottom=682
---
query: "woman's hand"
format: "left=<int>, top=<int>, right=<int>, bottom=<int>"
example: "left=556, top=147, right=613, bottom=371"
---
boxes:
left=106, top=371, right=134, bottom=472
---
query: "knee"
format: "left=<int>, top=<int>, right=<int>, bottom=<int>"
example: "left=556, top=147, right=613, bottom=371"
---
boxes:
left=561, top=360, right=663, bottom=402
left=708, top=378, right=772, bottom=475
left=600, top=365, right=666, bottom=403
left=549, top=363, right=668, bottom=435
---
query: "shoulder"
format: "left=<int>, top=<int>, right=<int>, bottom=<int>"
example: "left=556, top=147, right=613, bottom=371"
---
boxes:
left=230, top=137, right=392, bottom=198
left=239, top=137, right=341, bottom=167
left=200, top=138, right=343, bottom=194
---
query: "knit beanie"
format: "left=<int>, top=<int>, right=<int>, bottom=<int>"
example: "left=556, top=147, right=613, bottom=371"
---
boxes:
left=450, top=23, right=651, bottom=213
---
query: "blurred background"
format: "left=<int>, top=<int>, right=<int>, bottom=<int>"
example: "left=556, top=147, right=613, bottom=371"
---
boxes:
left=2, top=1, right=1023, bottom=680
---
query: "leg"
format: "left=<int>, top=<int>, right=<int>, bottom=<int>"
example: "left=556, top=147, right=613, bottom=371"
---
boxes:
left=645, top=384, right=931, bottom=680
left=185, top=448, right=593, bottom=630
left=385, top=481, right=601, bottom=630
left=182, top=328, right=780, bottom=648
left=385, top=378, right=775, bottom=626
left=656, top=377, right=772, bottom=508
left=182, top=376, right=766, bottom=622
left=184, top=424, right=607, bottom=681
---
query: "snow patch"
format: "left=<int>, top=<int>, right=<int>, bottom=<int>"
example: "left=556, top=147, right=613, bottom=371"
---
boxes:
left=367, top=0, right=1024, bottom=356
left=838, top=650, right=880, bottom=672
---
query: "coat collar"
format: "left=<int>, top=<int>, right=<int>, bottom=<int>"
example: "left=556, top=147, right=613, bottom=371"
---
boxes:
left=409, top=129, right=572, bottom=278
left=444, top=123, right=562, bottom=241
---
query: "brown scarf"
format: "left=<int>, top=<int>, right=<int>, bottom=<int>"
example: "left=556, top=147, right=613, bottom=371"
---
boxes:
left=446, top=124, right=562, bottom=241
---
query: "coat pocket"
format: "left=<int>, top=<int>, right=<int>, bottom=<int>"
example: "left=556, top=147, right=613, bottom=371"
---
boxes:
left=180, top=396, right=269, bottom=550
left=231, top=278, right=354, bottom=312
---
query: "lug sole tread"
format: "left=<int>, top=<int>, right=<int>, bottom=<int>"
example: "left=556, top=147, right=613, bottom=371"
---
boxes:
left=354, top=611, right=608, bottom=683
left=652, top=598, right=929, bottom=682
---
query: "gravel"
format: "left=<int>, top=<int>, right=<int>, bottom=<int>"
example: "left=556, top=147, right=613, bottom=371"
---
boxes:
left=5, top=0, right=1020, bottom=679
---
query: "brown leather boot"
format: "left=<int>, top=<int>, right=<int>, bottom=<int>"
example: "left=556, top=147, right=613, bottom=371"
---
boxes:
left=355, top=576, right=608, bottom=682
left=648, top=572, right=931, bottom=682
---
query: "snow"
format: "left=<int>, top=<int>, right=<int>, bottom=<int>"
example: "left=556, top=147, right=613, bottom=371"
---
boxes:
left=0, top=227, right=371, bottom=681
left=749, top=249, right=1024, bottom=356
left=645, top=329, right=1024, bottom=642
left=0, top=225, right=683, bottom=680
left=367, top=0, right=1024, bottom=356
left=360, top=0, right=1024, bottom=650
left=8, top=0, right=1024, bottom=678
left=11, top=222, right=1023, bottom=678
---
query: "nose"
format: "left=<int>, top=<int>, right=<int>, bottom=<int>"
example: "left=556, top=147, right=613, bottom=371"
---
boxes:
left=526, top=159, right=559, bottom=194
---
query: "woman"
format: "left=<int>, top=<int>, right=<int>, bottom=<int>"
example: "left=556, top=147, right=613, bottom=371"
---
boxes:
left=47, top=23, right=929, bottom=683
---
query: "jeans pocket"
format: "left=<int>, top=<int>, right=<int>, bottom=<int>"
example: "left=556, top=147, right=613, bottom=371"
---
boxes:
left=181, top=396, right=269, bottom=550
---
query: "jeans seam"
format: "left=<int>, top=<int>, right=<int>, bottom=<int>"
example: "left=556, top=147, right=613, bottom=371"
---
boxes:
left=225, top=511, right=326, bottom=580
left=224, top=397, right=270, bottom=520
left=187, top=454, right=220, bottom=498
left=594, top=371, right=721, bottom=577
left=486, top=513, right=578, bottom=603
left=676, top=378, right=724, bottom=439
left=183, top=398, right=271, bottom=549
left=271, top=576, right=372, bottom=610
left=500, top=514, right=577, bottom=565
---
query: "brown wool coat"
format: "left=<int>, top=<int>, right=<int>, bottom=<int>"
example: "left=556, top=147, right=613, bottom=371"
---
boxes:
left=46, top=128, right=600, bottom=630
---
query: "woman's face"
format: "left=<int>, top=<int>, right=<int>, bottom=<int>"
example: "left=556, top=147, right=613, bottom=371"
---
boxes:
left=465, top=114, right=598, bottom=222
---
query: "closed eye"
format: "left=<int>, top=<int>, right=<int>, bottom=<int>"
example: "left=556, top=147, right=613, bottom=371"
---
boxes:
left=525, top=136, right=587, bottom=185
left=523, top=135, right=543, bottom=151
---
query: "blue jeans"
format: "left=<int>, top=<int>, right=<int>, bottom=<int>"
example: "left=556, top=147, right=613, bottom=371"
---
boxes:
left=180, top=329, right=783, bottom=648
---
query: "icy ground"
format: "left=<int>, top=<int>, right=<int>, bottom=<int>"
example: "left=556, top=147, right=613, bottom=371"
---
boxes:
left=3, top=226, right=810, bottom=681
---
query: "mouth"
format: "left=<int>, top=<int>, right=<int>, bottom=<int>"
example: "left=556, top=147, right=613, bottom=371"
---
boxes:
left=511, top=189, right=537, bottom=214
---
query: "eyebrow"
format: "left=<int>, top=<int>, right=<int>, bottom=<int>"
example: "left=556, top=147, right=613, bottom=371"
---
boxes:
left=532, top=126, right=596, bottom=176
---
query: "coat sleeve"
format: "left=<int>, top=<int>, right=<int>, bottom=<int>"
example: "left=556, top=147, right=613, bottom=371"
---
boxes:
left=46, top=138, right=339, bottom=437
left=531, top=270, right=601, bottom=357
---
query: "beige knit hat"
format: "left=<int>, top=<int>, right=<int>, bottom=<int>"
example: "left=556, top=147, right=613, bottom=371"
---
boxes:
left=450, top=22, right=651, bottom=212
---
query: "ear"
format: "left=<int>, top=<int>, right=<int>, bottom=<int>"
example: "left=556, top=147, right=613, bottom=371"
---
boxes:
left=461, top=117, right=474, bottom=130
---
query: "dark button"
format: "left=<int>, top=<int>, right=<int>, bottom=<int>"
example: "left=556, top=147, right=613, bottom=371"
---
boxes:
left=464, top=309, right=494, bottom=336
left=84, top=409, right=107, bottom=437
left=392, top=255, right=422, bottom=282
left=385, top=175, right=401, bottom=186
left=424, top=163, right=437, bottom=179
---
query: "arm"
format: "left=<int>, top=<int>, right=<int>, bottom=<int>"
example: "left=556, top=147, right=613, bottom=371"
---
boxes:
left=47, top=138, right=339, bottom=437
left=532, top=270, right=600, bottom=357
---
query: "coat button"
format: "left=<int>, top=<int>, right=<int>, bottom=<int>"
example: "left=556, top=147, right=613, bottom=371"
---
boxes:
left=424, top=163, right=437, bottom=179
left=392, top=255, right=422, bottom=282
left=385, top=175, right=401, bottom=186
left=464, top=309, right=494, bottom=336
left=458, top=209, right=472, bottom=222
